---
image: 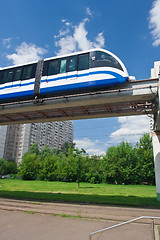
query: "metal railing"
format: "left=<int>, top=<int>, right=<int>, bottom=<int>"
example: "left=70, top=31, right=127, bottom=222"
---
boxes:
left=89, top=216, right=160, bottom=240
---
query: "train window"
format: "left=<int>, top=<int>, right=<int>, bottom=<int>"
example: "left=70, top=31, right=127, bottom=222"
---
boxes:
left=78, top=54, right=89, bottom=71
left=95, top=51, right=119, bottom=64
left=68, top=56, right=77, bottom=72
left=42, top=61, right=49, bottom=76
left=90, top=51, right=123, bottom=71
left=0, top=70, right=8, bottom=84
left=14, top=67, right=22, bottom=81
left=22, top=65, right=32, bottom=80
left=31, top=64, right=37, bottom=78
left=6, top=69, right=14, bottom=82
left=60, top=59, right=67, bottom=73
left=48, top=60, right=59, bottom=76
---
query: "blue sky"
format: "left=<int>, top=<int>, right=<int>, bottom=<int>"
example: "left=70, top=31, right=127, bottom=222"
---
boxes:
left=0, top=0, right=160, bottom=154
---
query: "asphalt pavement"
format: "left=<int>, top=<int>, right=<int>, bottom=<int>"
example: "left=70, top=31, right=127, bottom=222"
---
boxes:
left=0, top=198, right=160, bottom=240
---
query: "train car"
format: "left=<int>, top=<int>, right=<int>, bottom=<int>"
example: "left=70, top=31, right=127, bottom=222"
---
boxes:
left=0, top=49, right=129, bottom=103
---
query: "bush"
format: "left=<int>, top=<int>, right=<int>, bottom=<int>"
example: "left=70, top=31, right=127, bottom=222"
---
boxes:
left=19, top=153, right=40, bottom=180
left=7, top=160, right=18, bottom=174
left=0, top=158, right=8, bottom=176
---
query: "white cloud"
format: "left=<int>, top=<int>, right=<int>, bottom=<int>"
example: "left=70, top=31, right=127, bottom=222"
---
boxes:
left=93, top=32, right=105, bottom=48
left=61, top=19, right=71, bottom=26
left=149, top=0, right=160, bottom=47
left=54, top=16, right=105, bottom=55
left=75, top=116, right=150, bottom=155
left=55, top=36, right=76, bottom=56
left=86, top=7, right=93, bottom=17
left=73, top=20, right=93, bottom=51
left=2, top=38, right=11, bottom=49
left=74, top=116, right=150, bottom=155
left=75, top=137, right=105, bottom=155
left=6, top=42, right=47, bottom=65
left=110, top=115, right=150, bottom=143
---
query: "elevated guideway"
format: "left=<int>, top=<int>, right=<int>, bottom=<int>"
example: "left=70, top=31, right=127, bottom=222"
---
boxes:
left=0, top=78, right=158, bottom=125
left=1, top=75, right=160, bottom=201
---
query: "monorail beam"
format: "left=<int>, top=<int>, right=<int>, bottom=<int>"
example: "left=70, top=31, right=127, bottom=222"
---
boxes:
left=0, top=106, right=154, bottom=125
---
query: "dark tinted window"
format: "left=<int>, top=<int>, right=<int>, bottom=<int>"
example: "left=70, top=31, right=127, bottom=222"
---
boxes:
left=95, top=51, right=119, bottom=64
left=60, top=59, right=67, bottom=73
left=6, top=69, right=14, bottom=82
left=14, top=67, right=22, bottom=81
left=42, top=61, right=49, bottom=76
left=31, top=64, right=37, bottom=78
left=22, top=65, right=32, bottom=80
left=0, top=70, right=8, bottom=84
left=68, top=56, right=77, bottom=72
left=78, top=54, right=89, bottom=71
left=48, top=60, right=59, bottom=76
left=90, top=51, right=123, bottom=71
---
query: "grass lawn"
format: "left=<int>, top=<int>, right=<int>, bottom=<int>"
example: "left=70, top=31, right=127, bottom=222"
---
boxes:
left=0, top=179, right=160, bottom=208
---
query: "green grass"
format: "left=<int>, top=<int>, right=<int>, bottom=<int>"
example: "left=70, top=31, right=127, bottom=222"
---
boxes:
left=24, top=211, right=35, bottom=214
left=0, top=179, right=160, bottom=208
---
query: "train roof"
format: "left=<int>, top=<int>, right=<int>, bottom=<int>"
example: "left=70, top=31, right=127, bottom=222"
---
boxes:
left=0, top=48, right=127, bottom=73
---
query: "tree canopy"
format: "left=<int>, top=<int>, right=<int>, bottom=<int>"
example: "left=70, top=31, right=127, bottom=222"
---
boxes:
left=17, top=134, right=155, bottom=185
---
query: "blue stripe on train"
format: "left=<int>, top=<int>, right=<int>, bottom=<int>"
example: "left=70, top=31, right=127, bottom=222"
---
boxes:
left=0, top=90, right=34, bottom=99
left=0, top=70, right=127, bottom=100
left=0, top=81, right=34, bottom=91
left=41, top=70, right=126, bottom=84
left=0, top=70, right=126, bottom=90
left=0, top=77, right=127, bottom=100
left=40, top=77, right=128, bottom=95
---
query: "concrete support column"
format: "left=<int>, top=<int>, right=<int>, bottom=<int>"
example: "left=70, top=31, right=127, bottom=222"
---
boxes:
left=152, top=131, right=160, bottom=201
left=151, top=62, right=160, bottom=200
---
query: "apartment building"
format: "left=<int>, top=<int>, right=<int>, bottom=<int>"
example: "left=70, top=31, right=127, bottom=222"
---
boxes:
left=0, top=125, right=7, bottom=158
left=3, top=121, right=73, bottom=164
left=29, top=121, right=73, bottom=151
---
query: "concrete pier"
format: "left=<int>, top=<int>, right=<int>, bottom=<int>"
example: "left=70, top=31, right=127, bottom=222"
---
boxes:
left=152, top=131, right=160, bottom=200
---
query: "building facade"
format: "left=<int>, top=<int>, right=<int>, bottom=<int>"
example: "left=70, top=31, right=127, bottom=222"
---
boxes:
left=29, top=121, right=73, bottom=151
left=0, top=125, right=7, bottom=158
left=3, top=121, right=73, bottom=164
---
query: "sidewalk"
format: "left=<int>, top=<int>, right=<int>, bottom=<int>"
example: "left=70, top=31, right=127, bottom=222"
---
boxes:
left=0, top=198, right=160, bottom=222
left=0, top=198, right=160, bottom=239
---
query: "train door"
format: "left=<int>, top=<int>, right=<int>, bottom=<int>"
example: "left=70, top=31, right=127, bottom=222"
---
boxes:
left=59, top=58, right=68, bottom=83
left=12, top=67, right=22, bottom=89
left=77, top=53, right=89, bottom=90
left=5, top=69, right=14, bottom=90
left=67, top=55, right=78, bottom=82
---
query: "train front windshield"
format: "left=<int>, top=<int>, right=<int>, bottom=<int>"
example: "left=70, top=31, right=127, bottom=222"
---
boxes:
left=89, top=51, right=123, bottom=71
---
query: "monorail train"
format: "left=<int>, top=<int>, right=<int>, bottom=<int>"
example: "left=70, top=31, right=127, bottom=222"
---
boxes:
left=0, top=49, right=129, bottom=103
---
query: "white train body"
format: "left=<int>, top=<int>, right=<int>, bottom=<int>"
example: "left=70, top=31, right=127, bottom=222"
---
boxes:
left=0, top=49, right=129, bottom=103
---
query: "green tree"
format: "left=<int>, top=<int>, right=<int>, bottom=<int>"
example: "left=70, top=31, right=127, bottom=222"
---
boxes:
left=38, top=154, right=58, bottom=181
left=74, top=148, right=87, bottom=186
left=135, top=133, right=155, bottom=185
left=60, top=142, right=76, bottom=156
left=28, top=143, right=39, bottom=156
left=0, top=158, right=8, bottom=176
left=64, top=147, right=78, bottom=182
left=19, top=152, right=40, bottom=180
left=102, top=142, right=137, bottom=184
left=38, top=145, right=51, bottom=160
left=55, top=152, right=67, bottom=181
left=85, top=155, right=102, bottom=184
left=7, top=160, right=18, bottom=174
left=17, top=133, right=155, bottom=185
left=18, top=143, right=41, bottom=180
